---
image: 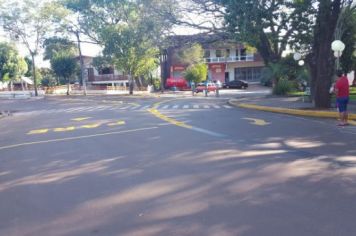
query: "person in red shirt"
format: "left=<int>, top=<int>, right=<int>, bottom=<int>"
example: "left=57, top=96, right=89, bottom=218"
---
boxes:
left=334, top=70, right=349, bottom=126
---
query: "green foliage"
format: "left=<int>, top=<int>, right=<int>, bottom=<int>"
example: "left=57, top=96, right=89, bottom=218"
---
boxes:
left=219, top=0, right=315, bottom=63
left=43, top=37, right=77, bottom=61
left=0, top=42, right=27, bottom=83
left=39, top=68, right=58, bottom=86
left=51, top=52, right=78, bottom=81
left=260, top=55, right=310, bottom=91
left=339, top=6, right=356, bottom=73
left=273, top=78, right=293, bottom=95
left=0, top=0, right=61, bottom=94
left=183, top=63, right=208, bottom=84
left=92, top=56, right=113, bottom=74
left=175, top=43, right=204, bottom=65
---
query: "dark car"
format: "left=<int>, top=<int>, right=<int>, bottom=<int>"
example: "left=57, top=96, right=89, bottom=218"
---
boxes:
left=222, top=80, right=248, bottom=89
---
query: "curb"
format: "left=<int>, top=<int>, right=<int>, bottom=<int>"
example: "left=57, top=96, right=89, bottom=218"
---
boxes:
left=228, top=100, right=356, bottom=120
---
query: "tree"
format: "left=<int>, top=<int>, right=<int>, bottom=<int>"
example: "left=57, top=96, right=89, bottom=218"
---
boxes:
left=0, top=42, right=28, bottom=90
left=51, top=52, right=78, bottom=95
left=214, top=0, right=315, bottom=64
left=63, top=0, right=178, bottom=94
left=0, top=42, right=18, bottom=81
left=0, top=0, right=59, bottom=96
left=43, top=37, right=77, bottom=61
left=184, top=63, right=208, bottom=84
left=338, top=5, right=356, bottom=85
left=175, top=43, right=204, bottom=66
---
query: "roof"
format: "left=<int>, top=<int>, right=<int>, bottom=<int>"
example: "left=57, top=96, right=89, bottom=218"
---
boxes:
left=21, top=77, right=33, bottom=85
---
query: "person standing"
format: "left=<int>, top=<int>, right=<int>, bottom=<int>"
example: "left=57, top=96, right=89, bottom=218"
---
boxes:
left=334, top=70, right=349, bottom=126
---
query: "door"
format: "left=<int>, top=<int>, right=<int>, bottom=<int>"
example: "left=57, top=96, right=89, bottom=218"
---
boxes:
left=225, top=72, right=229, bottom=83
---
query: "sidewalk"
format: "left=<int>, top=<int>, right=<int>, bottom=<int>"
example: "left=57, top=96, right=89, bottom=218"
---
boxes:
left=228, top=95, right=356, bottom=121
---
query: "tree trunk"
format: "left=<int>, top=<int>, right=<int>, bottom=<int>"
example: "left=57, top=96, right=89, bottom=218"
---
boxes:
left=31, top=53, right=38, bottom=96
left=76, top=31, right=86, bottom=95
left=311, top=0, right=341, bottom=108
left=67, top=77, right=70, bottom=95
left=129, top=74, right=134, bottom=95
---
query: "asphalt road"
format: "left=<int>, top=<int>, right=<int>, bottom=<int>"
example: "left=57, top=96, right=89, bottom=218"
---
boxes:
left=1, top=94, right=356, bottom=236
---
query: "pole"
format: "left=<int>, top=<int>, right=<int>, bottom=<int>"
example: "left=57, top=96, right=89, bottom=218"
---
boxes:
left=76, top=31, right=87, bottom=96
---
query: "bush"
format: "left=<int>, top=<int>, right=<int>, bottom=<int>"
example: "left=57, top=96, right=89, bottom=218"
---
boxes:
left=273, top=78, right=293, bottom=95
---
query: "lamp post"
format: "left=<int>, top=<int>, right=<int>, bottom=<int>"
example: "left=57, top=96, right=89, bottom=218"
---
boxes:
left=331, top=40, right=345, bottom=70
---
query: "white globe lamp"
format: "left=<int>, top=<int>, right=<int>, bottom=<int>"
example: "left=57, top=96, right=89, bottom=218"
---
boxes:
left=298, top=60, right=305, bottom=66
left=331, top=40, right=345, bottom=52
left=293, top=52, right=302, bottom=61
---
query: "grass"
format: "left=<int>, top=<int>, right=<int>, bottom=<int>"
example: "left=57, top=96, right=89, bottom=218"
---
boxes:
left=288, top=87, right=356, bottom=101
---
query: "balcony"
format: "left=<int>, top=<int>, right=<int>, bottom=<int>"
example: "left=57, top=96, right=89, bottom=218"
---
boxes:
left=204, top=54, right=254, bottom=63
left=89, top=74, right=128, bottom=82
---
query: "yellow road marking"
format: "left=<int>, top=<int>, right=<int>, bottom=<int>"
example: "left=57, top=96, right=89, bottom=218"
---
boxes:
left=0, top=127, right=158, bottom=151
left=107, top=121, right=126, bottom=126
left=27, top=129, right=49, bottom=135
left=81, top=123, right=101, bottom=129
left=53, top=126, right=75, bottom=132
left=349, top=120, right=356, bottom=126
left=242, top=118, right=270, bottom=126
left=71, top=117, right=91, bottom=121
left=148, top=108, right=192, bottom=129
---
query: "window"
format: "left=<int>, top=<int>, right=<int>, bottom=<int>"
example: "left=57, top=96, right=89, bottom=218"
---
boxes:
left=226, top=49, right=230, bottom=57
left=234, top=67, right=263, bottom=82
left=216, top=49, right=222, bottom=58
left=204, top=50, right=210, bottom=58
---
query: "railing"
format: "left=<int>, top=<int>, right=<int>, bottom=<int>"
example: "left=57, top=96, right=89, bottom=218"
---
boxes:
left=204, top=54, right=254, bottom=63
left=91, top=74, right=128, bottom=81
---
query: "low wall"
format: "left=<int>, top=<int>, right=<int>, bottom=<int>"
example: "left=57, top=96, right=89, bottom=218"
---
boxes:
left=0, top=90, right=45, bottom=99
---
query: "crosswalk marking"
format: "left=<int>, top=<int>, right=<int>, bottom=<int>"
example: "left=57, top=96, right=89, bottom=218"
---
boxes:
left=16, top=103, right=234, bottom=116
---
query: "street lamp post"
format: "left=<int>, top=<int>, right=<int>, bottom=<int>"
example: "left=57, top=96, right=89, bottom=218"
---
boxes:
left=331, top=40, right=345, bottom=70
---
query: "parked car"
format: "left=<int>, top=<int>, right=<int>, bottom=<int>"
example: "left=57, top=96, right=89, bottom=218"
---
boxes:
left=165, top=77, right=189, bottom=90
left=222, top=80, right=248, bottom=89
left=195, top=82, right=217, bottom=93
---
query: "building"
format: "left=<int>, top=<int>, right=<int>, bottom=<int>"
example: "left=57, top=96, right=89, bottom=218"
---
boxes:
left=161, top=34, right=265, bottom=87
left=78, top=56, right=129, bottom=88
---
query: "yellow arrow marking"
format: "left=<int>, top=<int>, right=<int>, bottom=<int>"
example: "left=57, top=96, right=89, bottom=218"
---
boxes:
left=242, top=118, right=270, bottom=126
left=107, top=121, right=126, bottom=126
left=53, top=126, right=76, bottom=132
left=81, top=123, right=101, bottom=129
left=27, top=129, right=49, bottom=135
left=71, top=117, right=91, bottom=121
left=348, top=120, right=356, bottom=126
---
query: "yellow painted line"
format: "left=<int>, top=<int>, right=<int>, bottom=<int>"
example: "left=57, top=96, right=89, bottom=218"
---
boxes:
left=27, top=129, right=49, bottom=135
left=232, top=102, right=356, bottom=120
left=0, top=127, right=158, bottom=151
left=71, top=117, right=91, bottom=121
left=107, top=121, right=126, bottom=126
left=148, top=108, right=192, bottom=129
left=348, top=120, right=356, bottom=126
left=242, top=118, right=270, bottom=126
left=81, top=123, right=101, bottom=129
left=53, top=126, right=75, bottom=132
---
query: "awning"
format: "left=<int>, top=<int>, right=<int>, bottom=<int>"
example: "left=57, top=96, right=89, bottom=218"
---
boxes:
left=21, top=77, right=34, bottom=85
left=91, top=80, right=128, bottom=84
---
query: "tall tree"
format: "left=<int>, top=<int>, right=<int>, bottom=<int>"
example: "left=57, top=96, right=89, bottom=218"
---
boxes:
left=0, top=42, right=28, bottom=89
left=63, top=0, right=177, bottom=94
left=43, top=37, right=77, bottom=61
left=309, top=0, right=353, bottom=108
left=51, top=51, right=78, bottom=95
left=0, top=0, right=58, bottom=96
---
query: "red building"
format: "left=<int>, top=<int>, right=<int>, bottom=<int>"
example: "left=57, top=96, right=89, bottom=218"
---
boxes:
left=162, top=34, right=265, bottom=88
